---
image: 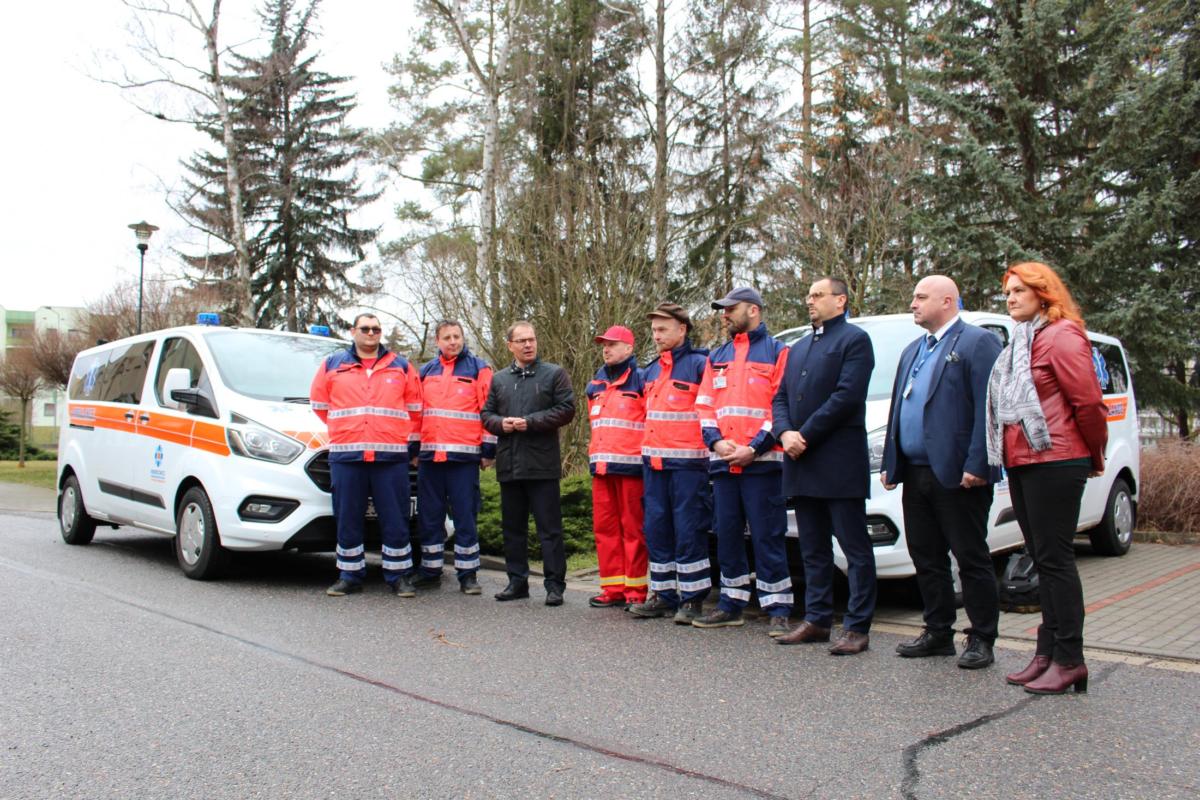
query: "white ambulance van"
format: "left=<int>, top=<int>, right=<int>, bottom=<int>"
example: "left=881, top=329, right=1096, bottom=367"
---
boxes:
left=56, top=318, right=345, bottom=579
left=775, top=312, right=1140, bottom=578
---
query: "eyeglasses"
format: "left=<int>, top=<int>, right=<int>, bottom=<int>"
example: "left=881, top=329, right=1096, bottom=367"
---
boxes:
left=806, top=292, right=828, bottom=302
left=357, top=326, right=382, bottom=334
left=510, top=337, right=536, bottom=346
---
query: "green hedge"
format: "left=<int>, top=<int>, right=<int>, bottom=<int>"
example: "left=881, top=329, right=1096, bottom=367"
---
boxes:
left=476, top=470, right=595, bottom=559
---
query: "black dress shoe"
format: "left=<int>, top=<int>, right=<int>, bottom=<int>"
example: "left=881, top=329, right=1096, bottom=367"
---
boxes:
left=494, top=580, right=530, bottom=601
left=545, top=590, right=564, bottom=606
left=896, top=629, right=956, bottom=658
left=957, top=635, right=995, bottom=669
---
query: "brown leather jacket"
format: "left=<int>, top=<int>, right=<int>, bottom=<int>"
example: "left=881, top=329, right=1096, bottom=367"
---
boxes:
left=1003, top=319, right=1108, bottom=470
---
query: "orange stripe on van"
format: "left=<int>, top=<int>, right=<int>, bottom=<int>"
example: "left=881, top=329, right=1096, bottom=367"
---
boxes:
left=1104, top=396, right=1128, bottom=422
left=284, top=430, right=329, bottom=449
left=67, top=403, right=231, bottom=457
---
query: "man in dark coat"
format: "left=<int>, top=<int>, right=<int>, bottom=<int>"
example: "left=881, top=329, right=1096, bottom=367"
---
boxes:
left=881, top=275, right=1003, bottom=669
left=482, top=320, right=576, bottom=605
left=771, top=277, right=877, bottom=655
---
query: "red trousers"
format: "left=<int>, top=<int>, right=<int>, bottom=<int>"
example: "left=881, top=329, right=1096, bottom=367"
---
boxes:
left=592, top=474, right=649, bottom=602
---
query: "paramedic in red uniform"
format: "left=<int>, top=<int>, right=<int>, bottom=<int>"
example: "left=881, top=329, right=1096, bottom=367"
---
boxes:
left=692, top=287, right=793, bottom=635
left=585, top=325, right=649, bottom=608
left=414, top=320, right=496, bottom=595
left=311, top=314, right=423, bottom=597
left=627, top=303, right=713, bottom=624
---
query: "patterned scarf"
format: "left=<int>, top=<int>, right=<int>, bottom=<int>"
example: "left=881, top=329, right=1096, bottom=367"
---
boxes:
left=986, top=317, right=1051, bottom=466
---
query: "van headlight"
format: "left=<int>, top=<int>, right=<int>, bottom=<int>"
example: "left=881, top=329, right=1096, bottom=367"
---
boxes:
left=867, top=425, right=886, bottom=473
left=227, top=417, right=304, bottom=464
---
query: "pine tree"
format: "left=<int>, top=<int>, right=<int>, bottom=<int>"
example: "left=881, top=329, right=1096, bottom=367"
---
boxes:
left=180, top=0, right=378, bottom=331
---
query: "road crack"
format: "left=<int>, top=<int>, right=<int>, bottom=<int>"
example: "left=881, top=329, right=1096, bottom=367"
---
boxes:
left=900, top=663, right=1119, bottom=799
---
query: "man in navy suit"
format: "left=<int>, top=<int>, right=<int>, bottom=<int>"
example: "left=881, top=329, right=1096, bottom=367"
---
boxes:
left=881, top=275, right=1003, bottom=669
left=772, top=277, right=876, bottom=655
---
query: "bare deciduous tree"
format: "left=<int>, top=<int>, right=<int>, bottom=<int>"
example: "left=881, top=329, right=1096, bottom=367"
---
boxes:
left=0, top=350, right=44, bottom=467
left=28, top=329, right=91, bottom=388
left=104, top=0, right=255, bottom=325
left=87, top=278, right=225, bottom=343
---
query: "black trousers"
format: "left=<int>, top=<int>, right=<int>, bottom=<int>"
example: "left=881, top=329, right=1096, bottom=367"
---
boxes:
left=901, top=465, right=999, bottom=642
left=500, top=478, right=567, bottom=593
left=1008, top=459, right=1090, bottom=665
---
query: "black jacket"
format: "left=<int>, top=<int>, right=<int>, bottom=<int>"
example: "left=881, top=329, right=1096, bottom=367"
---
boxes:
left=482, top=359, right=576, bottom=481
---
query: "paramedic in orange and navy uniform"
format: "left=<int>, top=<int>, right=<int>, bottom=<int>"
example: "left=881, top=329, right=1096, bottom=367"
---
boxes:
left=627, top=302, right=713, bottom=625
left=692, top=287, right=794, bottom=636
left=414, top=320, right=496, bottom=596
left=585, top=325, right=649, bottom=609
left=310, top=313, right=423, bottom=598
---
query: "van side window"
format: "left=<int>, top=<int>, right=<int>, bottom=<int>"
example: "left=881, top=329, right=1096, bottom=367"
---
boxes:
left=1091, top=342, right=1129, bottom=395
left=154, top=337, right=210, bottom=406
left=68, top=352, right=107, bottom=400
left=93, top=342, right=156, bottom=405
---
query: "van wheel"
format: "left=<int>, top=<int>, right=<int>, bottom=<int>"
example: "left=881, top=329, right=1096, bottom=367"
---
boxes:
left=59, top=475, right=97, bottom=545
left=175, top=487, right=229, bottom=580
left=1088, top=478, right=1135, bottom=557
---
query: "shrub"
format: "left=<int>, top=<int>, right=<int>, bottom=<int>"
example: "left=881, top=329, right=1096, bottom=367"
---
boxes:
left=477, top=470, right=595, bottom=559
left=1138, top=440, right=1200, bottom=533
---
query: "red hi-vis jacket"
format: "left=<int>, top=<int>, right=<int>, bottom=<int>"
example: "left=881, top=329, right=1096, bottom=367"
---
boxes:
left=310, top=345, right=423, bottom=463
left=586, top=355, right=646, bottom=477
left=418, top=346, right=496, bottom=463
left=697, top=322, right=789, bottom=474
left=642, top=340, right=711, bottom=471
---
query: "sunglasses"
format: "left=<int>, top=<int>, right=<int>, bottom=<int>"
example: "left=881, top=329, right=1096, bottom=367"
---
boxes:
left=357, top=326, right=382, bottom=334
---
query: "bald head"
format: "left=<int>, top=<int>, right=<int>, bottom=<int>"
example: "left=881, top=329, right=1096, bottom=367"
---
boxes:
left=911, top=275, right=960, bottom=332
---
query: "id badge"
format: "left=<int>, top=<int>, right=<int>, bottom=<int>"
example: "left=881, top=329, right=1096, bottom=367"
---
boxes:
left=713, top=376, right=727, bottom=389
left=902, top=380, right=913, bottom=399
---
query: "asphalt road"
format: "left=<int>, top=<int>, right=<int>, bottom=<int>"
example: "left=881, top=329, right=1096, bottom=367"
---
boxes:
left=2, top=509, right=1197, bottom=800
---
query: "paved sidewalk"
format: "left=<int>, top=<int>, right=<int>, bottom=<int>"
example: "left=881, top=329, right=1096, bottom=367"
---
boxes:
left=7, top=478, right=1199, bottom=661
left=868, top=542, right=1200, bottom=662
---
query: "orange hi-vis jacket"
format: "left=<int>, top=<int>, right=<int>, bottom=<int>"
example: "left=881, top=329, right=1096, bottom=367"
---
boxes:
left=310, top=344, right=423, bottom=463
left=641, top=340, right=711, bottom=471
left=586, top=356, right=646, bottom=477
left=697, top=322, right=789, bottom=474
left=418, top=346, right=496, bottom=463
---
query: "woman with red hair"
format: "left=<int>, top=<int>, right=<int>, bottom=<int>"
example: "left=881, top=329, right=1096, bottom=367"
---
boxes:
left=985, top=261, right=1108, bottom=694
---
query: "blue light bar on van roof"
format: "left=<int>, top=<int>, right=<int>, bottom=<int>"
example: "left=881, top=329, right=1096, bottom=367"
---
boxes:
left=197, top=312, right=221, bottom=326
left=308, top=324, right=331, bottom=337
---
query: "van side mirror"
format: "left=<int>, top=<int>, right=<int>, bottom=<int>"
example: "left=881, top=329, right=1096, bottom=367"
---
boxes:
left=170, top=388, right=219, bottom=418
left=162, top=368, right=192, bottom=410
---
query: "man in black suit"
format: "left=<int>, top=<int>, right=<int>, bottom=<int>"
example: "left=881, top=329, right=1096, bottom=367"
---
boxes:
left=772, top=277, right=876, bottom=655
left=881, top=275, right=1003, bottom=669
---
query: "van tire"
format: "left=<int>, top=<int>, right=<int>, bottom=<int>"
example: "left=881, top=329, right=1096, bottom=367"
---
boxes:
left=59, top=475, right=97, bottom=545
left=175, top=487, right=229, bottom=580
left=1088, top=478, right=1134, bottom=557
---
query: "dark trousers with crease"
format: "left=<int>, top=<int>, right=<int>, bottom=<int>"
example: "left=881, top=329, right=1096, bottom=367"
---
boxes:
left=499, top=478, right=567, bottom=593
left=1007, top=459, right=1090, bottom=665
left=901, top=465, right=998, bottom=642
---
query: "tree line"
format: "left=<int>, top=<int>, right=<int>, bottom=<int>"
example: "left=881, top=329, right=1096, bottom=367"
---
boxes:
left=105, top=0, right=1197, bottom=466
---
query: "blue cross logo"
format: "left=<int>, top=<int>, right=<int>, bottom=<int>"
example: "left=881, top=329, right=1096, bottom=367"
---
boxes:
left=154, top=445, right=164, bottom=468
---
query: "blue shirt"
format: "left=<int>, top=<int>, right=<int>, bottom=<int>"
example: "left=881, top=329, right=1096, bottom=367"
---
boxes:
left=898, top=330, right=952, bottom=464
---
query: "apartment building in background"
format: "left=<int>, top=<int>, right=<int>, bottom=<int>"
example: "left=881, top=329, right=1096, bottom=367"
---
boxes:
left=0, top=304, right=89, bottom=437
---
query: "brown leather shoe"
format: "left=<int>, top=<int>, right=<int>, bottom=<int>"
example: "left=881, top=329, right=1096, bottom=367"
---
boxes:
left=776, top=620, right=831, bottom=645
left=829, top=630, right=869, bottom=655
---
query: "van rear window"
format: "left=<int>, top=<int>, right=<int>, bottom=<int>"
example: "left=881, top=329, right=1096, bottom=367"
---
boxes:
left=68, top=342, right=156, bottom=404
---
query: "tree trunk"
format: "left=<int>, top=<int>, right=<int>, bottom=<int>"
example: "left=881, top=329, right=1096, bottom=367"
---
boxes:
left=653, top=0, right=668, bottom=297
left=17, top=398, right=28, bottom=468
left=203, top=1, right=255, bottom=327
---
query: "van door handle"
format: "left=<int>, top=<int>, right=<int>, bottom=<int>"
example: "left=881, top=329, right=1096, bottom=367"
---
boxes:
left=138, top=413, right=151, bottom=424
left=124, top=411, right=135, bottom=422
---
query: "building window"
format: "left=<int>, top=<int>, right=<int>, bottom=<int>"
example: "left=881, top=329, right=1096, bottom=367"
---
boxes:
left=43, top=402, right=56, bottom=418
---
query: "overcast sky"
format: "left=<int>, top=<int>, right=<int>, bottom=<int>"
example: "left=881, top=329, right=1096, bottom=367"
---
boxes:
left=1, top=0, right=415, bottom=314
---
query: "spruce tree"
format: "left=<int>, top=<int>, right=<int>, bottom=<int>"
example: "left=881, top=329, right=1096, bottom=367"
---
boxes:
left=180, top=0, right=378, bottom=331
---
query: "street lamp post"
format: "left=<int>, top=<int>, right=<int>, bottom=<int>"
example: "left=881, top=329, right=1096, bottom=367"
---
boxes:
left=127, top=221, right=159, bottom=334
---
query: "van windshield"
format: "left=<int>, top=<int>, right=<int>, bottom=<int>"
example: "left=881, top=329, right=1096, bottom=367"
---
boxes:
left=787, top=318, right=925, bottom=401
left=202, top=330, right=345, bottom=402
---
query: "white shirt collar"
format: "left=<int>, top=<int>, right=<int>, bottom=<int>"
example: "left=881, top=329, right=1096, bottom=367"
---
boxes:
left=929, top=314, right=960, bottom=343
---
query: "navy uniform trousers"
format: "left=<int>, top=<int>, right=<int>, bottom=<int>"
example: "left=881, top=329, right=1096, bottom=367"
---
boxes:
left=642, top=467, right=712, bottom=607
left=416, top=460, right=482, bottom=582
left=712, top=470, right=793, bottom=617
left=331, top=460, right=412, bottom=585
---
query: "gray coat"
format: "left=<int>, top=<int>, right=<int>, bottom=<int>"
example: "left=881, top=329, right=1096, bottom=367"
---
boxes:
left=482, top=359, right=576, bottom=482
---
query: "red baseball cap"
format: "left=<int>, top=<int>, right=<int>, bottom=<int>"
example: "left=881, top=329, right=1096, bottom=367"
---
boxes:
left=594, top=325, right=635, bottom=345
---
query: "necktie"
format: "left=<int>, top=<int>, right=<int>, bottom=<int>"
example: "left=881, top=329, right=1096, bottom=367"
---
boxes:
left=904, top=335, right=939, bottom=398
